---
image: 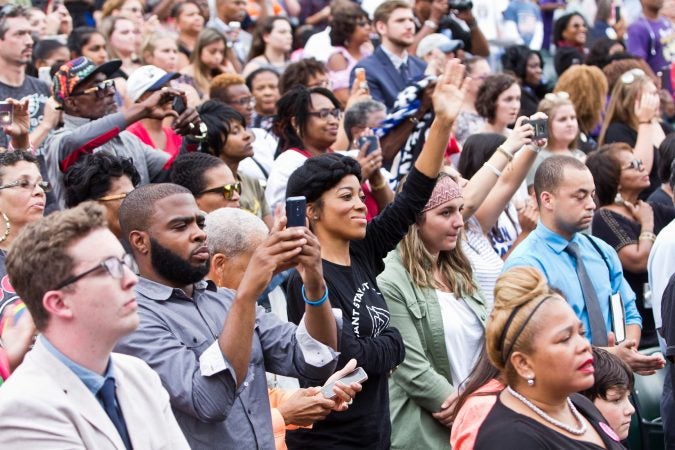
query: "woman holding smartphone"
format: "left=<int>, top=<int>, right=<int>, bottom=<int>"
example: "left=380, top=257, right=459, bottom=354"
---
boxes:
left=283, top=60, right=468, bottom=449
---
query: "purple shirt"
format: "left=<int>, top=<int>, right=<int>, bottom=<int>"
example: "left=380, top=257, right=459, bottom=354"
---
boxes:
left=627, top=15, right=675, bottom=74
left=540, top=0, right=564, bottom=50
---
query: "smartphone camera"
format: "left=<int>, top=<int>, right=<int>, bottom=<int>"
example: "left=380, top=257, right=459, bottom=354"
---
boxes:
left=524, top=118, right=548, bottom=140
left=0, top=102, right=13, bottom=126
left=357, top=136, right=379, bottom=155
left=172, top=96, right=186, bottom=115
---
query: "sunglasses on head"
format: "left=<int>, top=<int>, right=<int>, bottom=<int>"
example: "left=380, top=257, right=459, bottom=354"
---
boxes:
left=544, top=91, right=570, bottom=101
left=620, top=69, right=646, bottom=85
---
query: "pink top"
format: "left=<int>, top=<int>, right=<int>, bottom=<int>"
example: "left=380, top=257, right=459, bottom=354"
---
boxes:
left=450, top=379, right=505, bottom=450
left=126, top=122, right=183, bottom=168
left=327, top=47, right=371, bottom=91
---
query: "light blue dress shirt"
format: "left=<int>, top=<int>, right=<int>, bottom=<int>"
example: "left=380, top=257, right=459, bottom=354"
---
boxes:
left=503, top=222, right=641, bottom=344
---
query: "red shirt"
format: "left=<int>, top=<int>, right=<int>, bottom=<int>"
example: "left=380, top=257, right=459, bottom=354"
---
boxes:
left=126, top=122, right=184, bottom=168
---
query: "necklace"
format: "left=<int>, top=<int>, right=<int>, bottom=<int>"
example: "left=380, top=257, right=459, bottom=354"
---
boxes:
left=507, top=386, right=587, bottom=436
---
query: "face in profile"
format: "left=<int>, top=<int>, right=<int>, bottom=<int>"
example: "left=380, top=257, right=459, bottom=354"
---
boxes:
left=593, top=387, right=635, bottom=440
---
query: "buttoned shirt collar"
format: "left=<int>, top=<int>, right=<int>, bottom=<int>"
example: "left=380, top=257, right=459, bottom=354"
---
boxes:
left=533, top=221, right=583, bottom=254
left=135, top=276, right=216, bottom=302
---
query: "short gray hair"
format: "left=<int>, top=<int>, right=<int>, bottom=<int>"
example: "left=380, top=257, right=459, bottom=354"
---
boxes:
left=205, top=208, right=269, bottom=258
left=343, top=99, right=387, bottom=143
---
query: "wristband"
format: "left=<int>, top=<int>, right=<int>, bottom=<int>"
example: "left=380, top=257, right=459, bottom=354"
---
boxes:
left=639, top=231, right=656, bottom=243
left=302, top=284, right=329, bottom=306
left=496, top=145, right=514, bottom=162
left=483, top=162, right=502, bottom=177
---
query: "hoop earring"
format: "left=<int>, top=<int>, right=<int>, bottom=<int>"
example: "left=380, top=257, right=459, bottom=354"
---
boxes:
left=0, top=212, right=10, bottom=244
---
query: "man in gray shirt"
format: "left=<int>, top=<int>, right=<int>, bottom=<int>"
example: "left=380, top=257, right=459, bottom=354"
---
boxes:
left=115, top=183, right=345, bottom=449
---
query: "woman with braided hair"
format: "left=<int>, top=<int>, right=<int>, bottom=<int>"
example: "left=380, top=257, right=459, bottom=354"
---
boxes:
left=474, top=266, right=626, bottom=449
left=283, top=60, right=469, bottom=449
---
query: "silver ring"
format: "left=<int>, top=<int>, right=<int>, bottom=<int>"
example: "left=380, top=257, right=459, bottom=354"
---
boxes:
left=189, top=123, right=195, bottom=130
left=347, top=398, right=353, bottom=405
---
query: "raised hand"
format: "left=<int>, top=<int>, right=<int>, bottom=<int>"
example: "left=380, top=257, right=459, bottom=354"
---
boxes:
left=431, top=59, right=469, bottom=124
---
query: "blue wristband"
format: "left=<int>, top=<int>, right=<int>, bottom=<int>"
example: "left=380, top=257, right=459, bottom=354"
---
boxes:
left=302, top=284, right=329, bottom=306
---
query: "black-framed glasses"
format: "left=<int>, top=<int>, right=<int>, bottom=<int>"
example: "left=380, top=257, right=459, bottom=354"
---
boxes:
left=622, top=159, right=644, bottom=171
left=198, top=182, right=242, bottom=200
left=308, top=108, right=341, bottom=120
left=0, top=179, right=51, bottom=192
left=229, top=96, right=256, bottom=106
left=70, top=79, right=116, bottom=98
left=54, top=253, right=135, bottom=290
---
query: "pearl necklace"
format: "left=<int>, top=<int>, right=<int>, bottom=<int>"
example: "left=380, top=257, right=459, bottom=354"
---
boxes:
left=507, top=386, right=587, bottom=436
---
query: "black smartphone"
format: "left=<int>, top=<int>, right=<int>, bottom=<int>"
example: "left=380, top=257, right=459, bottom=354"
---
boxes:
left=286, top=196, right=307, bottom=227
left=614, top=5, right=621, bottom=22
left=172, top=96, right=186, bottom=115
left=321, top=367, right=368, bottom=399
left=524, top=118, right=548, bottom=140
left=358, top=135, right=379, bottom=155
left=0, top=102, right=12, bottom=127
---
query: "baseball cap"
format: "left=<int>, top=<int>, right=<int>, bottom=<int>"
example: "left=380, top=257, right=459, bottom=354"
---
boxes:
left=127, top=65, right=180, bottom=103
left=416, top=34, right=464, bottom=58
left=52, top=57, right=122, bottom=108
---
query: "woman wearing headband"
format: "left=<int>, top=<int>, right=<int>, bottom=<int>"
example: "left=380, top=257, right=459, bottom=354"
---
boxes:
left=475, top=266, right=625, bottom=449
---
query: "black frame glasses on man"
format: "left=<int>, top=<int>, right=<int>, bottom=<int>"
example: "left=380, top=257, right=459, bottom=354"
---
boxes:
left=0, top=179, right=51, bottom=192
left=53, top=253, right=135, bottom=290
left=70, top=79, right=116, bottom=99
left=198, top=182, right=242, bottom=200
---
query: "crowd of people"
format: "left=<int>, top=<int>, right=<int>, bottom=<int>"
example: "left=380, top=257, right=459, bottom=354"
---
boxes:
left=0, top=0, right=673, bottom=448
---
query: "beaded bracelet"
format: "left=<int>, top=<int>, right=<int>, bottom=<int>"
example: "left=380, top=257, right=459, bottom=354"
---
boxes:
left=639, top=231, right=657, bottom=243
left=302, top=284, right=329, bottom=306
left=496, top=145, right=514, bottom=162
left=483, top=162, right=502, bottom=177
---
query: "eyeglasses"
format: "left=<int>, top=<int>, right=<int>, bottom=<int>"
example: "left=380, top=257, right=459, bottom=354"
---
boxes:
left=53, top=253, right=135, bottom=290
left=97, top=192, right=129, bottom=202
left=308, top=108, right=341, bottom=120
left=199, top=182, right=242, bottom=200
left=307, top=79, right=331, bottom=89
left=622, top=159, right=644, bottom=171
left=0, top=179, right=51, bottom=192
left=544, top=91, right=570, bottom=101
left=620, top=68, right=646, bottom=85
left=229, top=96, right=256, bottom=106
left=70, top=79, right=116, bottom=98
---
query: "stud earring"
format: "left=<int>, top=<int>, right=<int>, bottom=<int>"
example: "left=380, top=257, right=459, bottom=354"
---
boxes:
left=527, top=376, right=535, bottom=386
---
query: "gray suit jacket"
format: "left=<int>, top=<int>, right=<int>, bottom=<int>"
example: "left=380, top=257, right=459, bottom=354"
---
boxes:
left=0, top=339, right=189, bottom=449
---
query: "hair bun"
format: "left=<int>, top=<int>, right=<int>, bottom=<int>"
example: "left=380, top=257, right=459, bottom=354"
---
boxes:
left=493, top=266, right=551, bottom=312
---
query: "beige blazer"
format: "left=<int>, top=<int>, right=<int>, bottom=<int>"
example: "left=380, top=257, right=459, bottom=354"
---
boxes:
left=0, top=339, right=189, bottom=449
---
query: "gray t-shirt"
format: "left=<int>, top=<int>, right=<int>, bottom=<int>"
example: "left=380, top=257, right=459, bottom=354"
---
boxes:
left=0, top=76, right=50, bottom=149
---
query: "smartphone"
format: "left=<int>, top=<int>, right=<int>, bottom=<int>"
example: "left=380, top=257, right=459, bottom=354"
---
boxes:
left=358, top=135, right=379, bottom=155
left=614, top=5, right=621, bottom=21
left=286, top=196, right=307, bottom=227
left=355, top=67, right=369, bottom=91
left=524, top=118, right=548, bottom=140
left=172, top=96, right=186, bottom=115
left=321, top=367, right=368, bottom=399
left=0, top=102, right=12, bottom=127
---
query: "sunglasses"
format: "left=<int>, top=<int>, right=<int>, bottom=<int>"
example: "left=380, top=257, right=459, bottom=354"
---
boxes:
left=53, top=253, right=135, bottom=290
left=71, top=79, right=116, bottom=98
left=97, top=192, right=129, bottom=202
left=620, top=68, right=646, bottom=85
left=308, top=108, right=341, bottom=120
left=622, top=159, right=644, bottom=171
left=199, top=182, right=242, bottom=200
left=0, top=179, right=51, bottom=192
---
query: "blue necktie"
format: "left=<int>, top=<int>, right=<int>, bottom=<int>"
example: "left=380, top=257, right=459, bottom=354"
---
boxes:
left=564, top=242, right=609, bottom=346
left=99, top=378, right=133, bottom=450
left=399, top=62, right=410, bottom=83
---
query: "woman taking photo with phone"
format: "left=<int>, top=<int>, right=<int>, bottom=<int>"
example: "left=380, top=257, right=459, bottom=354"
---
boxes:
left=283, top=60, right=469, bottom=450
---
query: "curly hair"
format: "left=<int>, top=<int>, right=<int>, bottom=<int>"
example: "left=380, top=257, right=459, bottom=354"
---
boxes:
left=586, top=38, right=626, bottom=69
left=63, top=153, right=140, bottom=208
left=273, top=86, right=341, bottom=154
left=279, top=58, right=327, bottom=94
left=554, top=65, right=608, bottom=134
left=197, top=100, right=246, bottom=158
left=170, top=152, right=227, bottom=196
left=475, top=73, right=518, bottom=124
left=247, top=16, right=292, bottom=61
left=329, top=2, right=369, bottom=47
left=285, top=153, right=362, bottom=206
left=0, top=151, right=38, bottom=183
left=210, top=72, right=246, bottom=102
left=585, top=143, right=627, bottom=206
left=602, top=58, right=657, bottom=94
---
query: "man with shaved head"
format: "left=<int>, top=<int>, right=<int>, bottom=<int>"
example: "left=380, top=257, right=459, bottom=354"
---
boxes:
left=114, top=183, right=348, bottom=449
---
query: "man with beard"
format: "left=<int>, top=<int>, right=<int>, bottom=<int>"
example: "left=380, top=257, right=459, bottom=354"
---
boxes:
left=350, top=0, right=428, bottom=111
left=43, top=57, right=205, bottom=208
left=115, top=183, right=348, bottom=449
left=504, top=156, right=664, bottom=375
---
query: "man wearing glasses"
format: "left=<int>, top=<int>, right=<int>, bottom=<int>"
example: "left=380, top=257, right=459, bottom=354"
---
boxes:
left=43, top=56, right=205, bottom=209
left=0, top=202, right=189, bottom=449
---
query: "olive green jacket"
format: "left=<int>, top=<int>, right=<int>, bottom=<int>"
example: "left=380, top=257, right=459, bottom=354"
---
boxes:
left=377, top=248, right=488, bottom=450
